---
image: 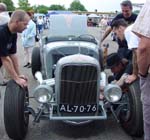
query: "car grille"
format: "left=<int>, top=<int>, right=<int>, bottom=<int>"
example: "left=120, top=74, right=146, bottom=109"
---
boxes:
left=59, top=65, right=98, bottom=116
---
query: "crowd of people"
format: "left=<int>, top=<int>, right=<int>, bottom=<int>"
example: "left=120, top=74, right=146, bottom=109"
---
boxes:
left=101, top=1, right=150, bottom=140
left=0, top=0, right=150, bottom=140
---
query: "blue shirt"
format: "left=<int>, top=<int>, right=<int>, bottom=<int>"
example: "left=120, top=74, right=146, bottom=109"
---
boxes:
left=22, top=19, right=36, bottom=47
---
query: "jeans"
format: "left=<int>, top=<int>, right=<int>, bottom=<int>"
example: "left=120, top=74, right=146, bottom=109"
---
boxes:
left=140, top=74, right=150, bottom=140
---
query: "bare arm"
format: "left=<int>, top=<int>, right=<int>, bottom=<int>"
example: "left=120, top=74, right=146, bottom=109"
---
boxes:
left=100, top=26, right=112, bottom=43
left=1, top=56, right=18, bottom=80
left=10, top=54, right=20, bottom=75
left=1, top=56, right=27, bottom=87
left=125, top=49, right=138, bottom=83
left=137, top=36, right=150, bottom=76
left=132, top=49, right=138, bottom=76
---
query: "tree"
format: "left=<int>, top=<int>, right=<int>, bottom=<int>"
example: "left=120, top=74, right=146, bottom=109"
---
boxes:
left=49, top=4, right=66, bottom=10
left=18, top=0, right=32, bottom=11
left=0, top=0, right=15, bottom=11
left=68, top=0, right=87, bottom=11
left=36, top=5, right=49, bottom=14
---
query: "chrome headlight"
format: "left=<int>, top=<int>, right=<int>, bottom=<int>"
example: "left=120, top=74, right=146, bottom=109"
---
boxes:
left=33, top=85, right=53, bottom=103
left=104, top=84, right=122, bottom=103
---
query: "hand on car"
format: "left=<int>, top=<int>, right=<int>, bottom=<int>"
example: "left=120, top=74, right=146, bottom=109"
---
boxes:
left=15, top=76, right=28, bottom=88
left=125, top=74, right=137, bottom=84
left=19, top=75, right=28, bottom=81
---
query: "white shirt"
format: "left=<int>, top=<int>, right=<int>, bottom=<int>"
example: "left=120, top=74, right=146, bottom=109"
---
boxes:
left=37, top=18, right=44, bottom=25
left=0, top=12, right=10, bottom=25
left=124, top=24, right=140, bottom=50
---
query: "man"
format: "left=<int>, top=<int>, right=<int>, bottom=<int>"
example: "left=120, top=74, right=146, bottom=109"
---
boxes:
left=0, top=2, right=10, bottom=25
left=0, top=10, right=30, bottom=88
left=0, top=2, right=10, bottom=86
left=37, top=16, right=44, bottom=34
left=100, top=0, right=137, bottom=59
left=106, top=53, right=132, bottom=86
left=132, top=1, right=150, bottom=140
left=22, top=12, right=36, bottom=68
left=111, top=19, right=140, bottom=83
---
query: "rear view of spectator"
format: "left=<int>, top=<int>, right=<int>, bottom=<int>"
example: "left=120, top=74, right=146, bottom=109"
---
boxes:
left=87, top=18, right=93, bottom=27
left=100, top=17, right=108, bottom=30
left=37, top=16, right=44, bottom=34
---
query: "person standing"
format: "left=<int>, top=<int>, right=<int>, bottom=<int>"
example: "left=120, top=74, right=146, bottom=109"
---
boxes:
left=132, top=1, right=150, bottom=140
left=37, top=16, right=44, bottom=34
left=0, top=2, right=9, bottom=25
left=0, top=10, right=30, bottom=88
left=100, top=0, right=137, bottom=60
left=22, top=12, right=36, bottom=68
left=0, top=2, right=10, bottom=86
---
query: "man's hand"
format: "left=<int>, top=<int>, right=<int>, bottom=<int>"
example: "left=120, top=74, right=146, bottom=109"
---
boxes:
left=19, top=75, right=28, bottom=81
left=15, top=77, right=28, bottom=88
left=125, top=74, right=137, bottom=84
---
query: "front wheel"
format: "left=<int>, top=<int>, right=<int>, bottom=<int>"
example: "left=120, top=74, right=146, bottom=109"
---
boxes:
left=119, top=80, right=143, bottom=137
left=31, top=47, right=41, bottom=78
left=4, top=80, right=29, bottom=140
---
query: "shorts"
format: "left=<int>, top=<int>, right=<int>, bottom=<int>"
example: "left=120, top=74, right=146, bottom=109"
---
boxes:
left=132, top=1, right=150, bottom=38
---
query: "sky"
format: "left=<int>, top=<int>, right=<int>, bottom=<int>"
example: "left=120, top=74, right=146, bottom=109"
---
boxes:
left=12, top=0, right=146, bottom=12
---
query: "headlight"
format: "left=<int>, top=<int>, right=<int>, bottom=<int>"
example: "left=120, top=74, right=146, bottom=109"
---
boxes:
left=104, top=84, right=122, bottom=103
left=33, top=85, right=53, bottom=103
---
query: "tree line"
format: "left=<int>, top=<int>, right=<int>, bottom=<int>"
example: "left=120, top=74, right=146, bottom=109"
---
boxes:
left=0, top=0, right=87, bottom=13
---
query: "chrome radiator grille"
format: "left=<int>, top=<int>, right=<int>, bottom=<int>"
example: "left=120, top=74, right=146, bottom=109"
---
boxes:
left=60, top=65, right=98, bottom=105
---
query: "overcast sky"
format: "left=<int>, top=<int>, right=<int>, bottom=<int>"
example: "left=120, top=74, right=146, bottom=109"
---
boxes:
left=12, top=0, right=146, bottom=12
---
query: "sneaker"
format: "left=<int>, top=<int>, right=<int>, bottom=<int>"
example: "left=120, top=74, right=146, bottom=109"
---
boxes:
left=23, top=63, right=30, bottom=67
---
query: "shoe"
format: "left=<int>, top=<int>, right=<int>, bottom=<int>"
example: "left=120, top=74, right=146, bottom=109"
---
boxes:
left=23, top=63, right=30, bottom=67
left=27, top=64, right=32, bottom=68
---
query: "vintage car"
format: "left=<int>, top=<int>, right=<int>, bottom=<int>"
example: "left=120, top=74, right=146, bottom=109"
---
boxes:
left=4, top=15, right=143, bottom=140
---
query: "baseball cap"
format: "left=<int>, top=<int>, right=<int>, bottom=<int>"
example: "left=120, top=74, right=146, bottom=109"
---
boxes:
left=106, top=53, right=122, bottom=69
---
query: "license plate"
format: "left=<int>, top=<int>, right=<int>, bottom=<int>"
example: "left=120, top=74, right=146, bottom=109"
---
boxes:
left=59, top=104, right=97, bottom=113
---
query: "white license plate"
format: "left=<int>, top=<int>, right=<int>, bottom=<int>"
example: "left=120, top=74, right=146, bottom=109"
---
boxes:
left=59, top=104, right=97, bottom=113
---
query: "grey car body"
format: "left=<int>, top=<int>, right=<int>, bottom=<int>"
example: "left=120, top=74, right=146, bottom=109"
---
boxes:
left=31, top=15, right=117, bottom=123
left=3, top=14, right=143, bottom=140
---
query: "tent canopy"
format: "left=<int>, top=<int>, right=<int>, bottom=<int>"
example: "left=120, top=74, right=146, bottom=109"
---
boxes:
left=47, top=11, right=73, bottom=16
left=88, top=14, right=100, bottom=18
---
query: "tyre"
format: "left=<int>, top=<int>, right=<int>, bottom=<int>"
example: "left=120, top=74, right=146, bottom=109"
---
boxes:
left=31, top=47, right=41, bottom=77
left=119, top=80, right=143, bottom=137
left=4, top=80, right=29, bottom=140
